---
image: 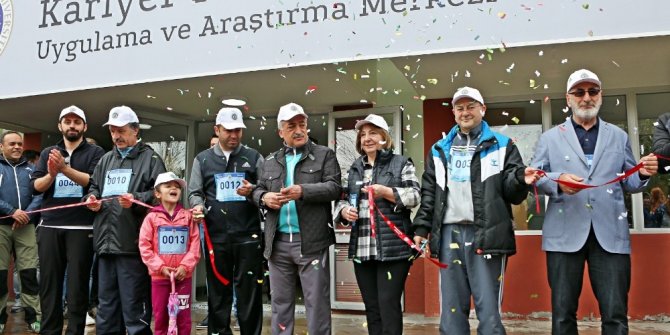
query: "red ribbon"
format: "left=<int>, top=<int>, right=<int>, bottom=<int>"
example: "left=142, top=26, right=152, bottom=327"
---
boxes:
left=199, top=218, right=230, bottom=286
left=367, top=190, right=376, bottom=238
left=0, top=195, right=154, bottom=220
left=368, top=189, right=447, bottom=269
left=531, top=153, right=670, bottom=213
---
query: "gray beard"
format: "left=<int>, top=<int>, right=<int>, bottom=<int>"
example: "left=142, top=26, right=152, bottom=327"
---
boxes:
left=571, top=106, right=599, bottom=121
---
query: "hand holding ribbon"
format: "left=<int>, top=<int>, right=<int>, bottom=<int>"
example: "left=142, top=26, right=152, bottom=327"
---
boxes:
left=368, top=188, right=447, bottom=269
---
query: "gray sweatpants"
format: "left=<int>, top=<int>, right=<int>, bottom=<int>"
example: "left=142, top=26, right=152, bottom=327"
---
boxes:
left=268, top=233, right=331, bottom=335
left=439, top=224, right=507, bottom=335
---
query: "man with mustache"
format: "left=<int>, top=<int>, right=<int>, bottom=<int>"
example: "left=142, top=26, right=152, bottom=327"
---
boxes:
left=531, top=69, right=658, bottom=334
left=188, top=107, right=265, bottom=335
left=32, top=106, right=104, bottom=335
left=0, top=131, right=42, bottom=332
left=85, top=106, right=166, bottom=335
left=252, top=103, right=342, bottom=335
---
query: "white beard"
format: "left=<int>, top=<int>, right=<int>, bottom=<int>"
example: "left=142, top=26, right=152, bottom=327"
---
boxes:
left=571, top=100, right=601, bottom=121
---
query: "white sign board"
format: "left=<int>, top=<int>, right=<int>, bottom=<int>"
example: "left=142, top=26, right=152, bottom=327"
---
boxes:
left=1, top=0, right=669, bottom=98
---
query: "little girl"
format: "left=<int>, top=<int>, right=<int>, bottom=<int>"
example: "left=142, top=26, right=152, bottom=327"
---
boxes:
left=139, top=172, right=201, bottom=335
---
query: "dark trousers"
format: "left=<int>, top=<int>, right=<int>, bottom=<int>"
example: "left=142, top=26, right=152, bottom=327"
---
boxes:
left=89, top=253, right=99, bottom=310
left=96, top=255, right=152, bottom=335
left=354, top=260, right=411, bottom=335
left=547, top=229, right=631, bottom=335
left=204, top=236, right=264, bottom=335
left=37, top=228, right=93, bottom=335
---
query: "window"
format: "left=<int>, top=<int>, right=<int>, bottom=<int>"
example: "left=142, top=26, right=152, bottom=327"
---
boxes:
left=486, top=101, right=543, bottom=230
left=637, top=92, right=670, bottom=229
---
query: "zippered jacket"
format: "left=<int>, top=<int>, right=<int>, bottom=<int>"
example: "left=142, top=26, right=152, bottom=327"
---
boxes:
left=413, top=121, right=529, bottom=256
left=86, top=142, right=166, bottom=255
left=252, top=141, right=342, bottom=259
left=139, top=204, right=201, bottom=280
left=0, top=156, right=41, bottom=225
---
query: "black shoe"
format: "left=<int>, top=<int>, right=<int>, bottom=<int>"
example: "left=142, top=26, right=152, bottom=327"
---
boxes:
left=196, top=316, right=208, bottom=329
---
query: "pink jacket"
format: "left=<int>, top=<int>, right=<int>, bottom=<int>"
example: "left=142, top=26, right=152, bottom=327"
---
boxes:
left=139, top=204, right=201, bottom=281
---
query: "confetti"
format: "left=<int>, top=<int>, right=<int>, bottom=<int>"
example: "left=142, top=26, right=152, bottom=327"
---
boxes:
left=565, top=156, right=570, bottom=161
left=502, top=111, right=509, bottom=116
left=607, top=189, right=613, bottom=194
left=561, top=59, right=568, bottom=64
left=562, top=106, right=570, bottom=113
left=535, top=70, right=541, bottom=77
left=451, top=308, right=457, bottom=313
left=412, top=133, right=419, bottom=138
left=526, top=214, right=534, bottom=223
left=585, top=203, right=593, bottom=209
left=530, top=294, right=539, bottom=299
left=387, top=271, right=392, bottom=280
left=427, top=78, right=438, bottom=85
left=582, top=3, right=590, bottom=9
left=511, top=117, right=520, bottom=124
left=653, top=122, right=660, bottom=127
left=305, top=85, right=318, bottom=95
left=257, top=279, right=264, bottom=284
left=616, top=99, right=620, bottom=106
left=353, top=258, right=361, bottom=264
left=538, top=50, right=544, bottom=56
left=529, top=79, right=536, bottom=87
left=449, top=243, right=459, bottom=249
left=497, top=12, right=506, bottom=19
left=279, top=324, right=286, bottom=331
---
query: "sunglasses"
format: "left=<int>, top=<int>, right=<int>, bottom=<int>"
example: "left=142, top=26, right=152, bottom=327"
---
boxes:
left=568, top=88, right=601, bottom=97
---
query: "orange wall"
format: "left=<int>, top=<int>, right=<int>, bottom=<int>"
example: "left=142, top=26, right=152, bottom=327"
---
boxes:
left=405, top=234, right=670, bottom=319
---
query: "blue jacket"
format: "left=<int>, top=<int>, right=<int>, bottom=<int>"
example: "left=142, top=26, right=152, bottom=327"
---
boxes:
left=0, top=156, right=41, bottom=225
left=531, top=118, right=647, bottom=254
left=413, top=121, right=529, bottom=256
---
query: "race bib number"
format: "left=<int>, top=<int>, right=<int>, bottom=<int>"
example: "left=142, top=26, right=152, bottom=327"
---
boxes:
left=101, top=169, right=132, bottom=197
left=449, top=151, right=473, bottom=182
left=158, top=226, right=188, bottom=255
left=53, top=173, right=83, bottom=198
left=215, top=172, right=245, bottom=202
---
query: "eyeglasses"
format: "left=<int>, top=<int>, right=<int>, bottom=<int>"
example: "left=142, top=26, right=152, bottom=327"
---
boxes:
left=568, top=88, right=601, bottom=97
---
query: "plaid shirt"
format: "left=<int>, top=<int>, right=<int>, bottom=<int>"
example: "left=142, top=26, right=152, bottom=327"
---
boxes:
left=336, top=157, right=420, bottom=261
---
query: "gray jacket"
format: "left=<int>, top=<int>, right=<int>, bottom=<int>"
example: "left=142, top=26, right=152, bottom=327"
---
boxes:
left=531, top=118, right=647, bottom=254
left=252, top=141, right=342, bottom=258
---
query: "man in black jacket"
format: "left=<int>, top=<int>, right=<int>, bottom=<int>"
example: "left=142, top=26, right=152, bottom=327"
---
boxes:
left=413, top=87, right=539, bottom=334
left=252, top=103, right=342, bottom=335
left=85, top=106, right=166, bottom=335
left=32, top=106, right=104, bottom=335
left=652, top=112, right=670, bottom=174
left=189, top=107, right=264, bottom=335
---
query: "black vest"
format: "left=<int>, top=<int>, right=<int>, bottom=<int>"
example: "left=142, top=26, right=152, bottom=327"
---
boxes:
left=197, top=145, right=262, bottom=242
left=347, top=151, right=413, bottom=261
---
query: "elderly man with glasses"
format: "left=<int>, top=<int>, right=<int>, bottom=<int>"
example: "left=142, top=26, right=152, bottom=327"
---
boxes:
left=531, top=69, right=658, bottom=334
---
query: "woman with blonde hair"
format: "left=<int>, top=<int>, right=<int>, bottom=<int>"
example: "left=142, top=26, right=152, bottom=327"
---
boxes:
left=335, top=114, right=421, bottom=335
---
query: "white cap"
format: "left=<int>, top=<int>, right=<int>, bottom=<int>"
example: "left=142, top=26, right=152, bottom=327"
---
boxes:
left=154, top=171, right=187, bottom=190
left=566, top=69, right=601, bottom=92
left=103, top=106, right=139, bottom=127
left=452, top=86, right=485, bottom=105
left=277, top=103, right=308, bottom=124
left=354, top=114, right=389, bottom=132
left=59, top=105, right=86, bottom=123
left=215, top=107, right=246, bottom=130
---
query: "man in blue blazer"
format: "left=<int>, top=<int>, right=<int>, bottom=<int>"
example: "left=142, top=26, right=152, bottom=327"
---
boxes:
left=531, top=69, right=658, bottom=335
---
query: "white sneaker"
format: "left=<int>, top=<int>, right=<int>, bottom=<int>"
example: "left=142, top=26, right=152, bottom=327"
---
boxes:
left=85, top=314, right=96, bottom=326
